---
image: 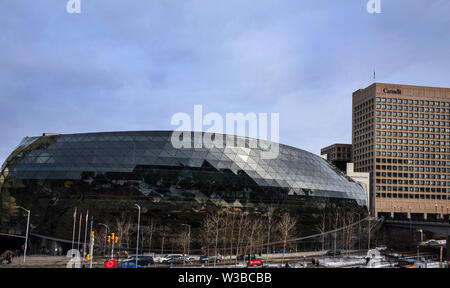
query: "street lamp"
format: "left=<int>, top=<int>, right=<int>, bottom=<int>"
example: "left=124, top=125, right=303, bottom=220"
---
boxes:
left=98, top=223, right=108, bottom=256
left=181, top=224, right=191, bottom=266
left=15, top=206, right=30, bottom=262
left=14, top=206, right=30, bottom=263
left=393, top=205, right=397, bottom=220
left=435, top=203, right=438, bottom=221
left=134, top=204, right=141, bottom=268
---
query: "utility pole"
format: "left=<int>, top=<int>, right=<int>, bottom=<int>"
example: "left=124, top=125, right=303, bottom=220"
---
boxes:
left=134, top=204, right=141, bottom=268
left=72, top=207, right=77, bottom=251
left=111, top=232, right=115, bottom=260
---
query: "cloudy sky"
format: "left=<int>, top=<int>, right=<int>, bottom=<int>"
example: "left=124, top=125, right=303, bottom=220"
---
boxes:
left=1, top=0, right=449, bottom=163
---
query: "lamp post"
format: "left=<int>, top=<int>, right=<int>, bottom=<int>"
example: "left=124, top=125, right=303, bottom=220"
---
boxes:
left=181, top=224, right=191, bottom=266
left=435, top=203, right=438, bottom=221
left=14, top=206, right=30, bottom=263
left=98, top=223, right=108, bottom=256
left=393, top=205, right=397, bottom=220
left=134, top=204, right=141, bottom=268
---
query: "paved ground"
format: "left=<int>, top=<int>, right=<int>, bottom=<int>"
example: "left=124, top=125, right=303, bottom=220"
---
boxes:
left=1, top=255, right=105, bottom=268
left=0, top=250, right=364, bottom=268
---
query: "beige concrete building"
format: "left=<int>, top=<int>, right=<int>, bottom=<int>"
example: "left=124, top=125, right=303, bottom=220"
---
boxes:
left=320, top=143, right=352, bottom=172
left=353, top=83, right=450, bottom=220
left=346, top=163, right=371, bottom=209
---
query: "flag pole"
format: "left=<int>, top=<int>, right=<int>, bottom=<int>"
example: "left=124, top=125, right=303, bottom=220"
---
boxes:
left=83, top=210, right=89, bottom=258
left=77, top=213, right=82, bottom=251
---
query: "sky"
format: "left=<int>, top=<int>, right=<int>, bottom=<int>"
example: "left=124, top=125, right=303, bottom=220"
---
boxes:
left=1, top=0, right=450, bottom=164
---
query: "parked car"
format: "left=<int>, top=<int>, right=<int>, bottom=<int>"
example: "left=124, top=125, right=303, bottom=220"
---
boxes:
left=160, top=254, right=182, bottom=263
left=162, top=254, right=190, bottom=264
left=199, top=254, right=222, bottom=263
left=326, top=249, right=341, bottom=256
left=120, top=256, right=154, bottom=267
left=237, top=254, right=257, bottom=261
left=119, top=259, right=142, bottom=268
left=247, top=259, right=263, bottom=267
left=135, top=256, right=154, bottom=266
left=166, top=255, right=191, bottom=264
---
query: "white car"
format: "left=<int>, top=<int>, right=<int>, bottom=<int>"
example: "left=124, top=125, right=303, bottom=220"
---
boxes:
left=160, top=254, right=184, bottom=264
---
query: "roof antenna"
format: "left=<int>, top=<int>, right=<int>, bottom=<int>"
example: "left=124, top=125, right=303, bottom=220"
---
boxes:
left=373, top=69, right=376, bottom=81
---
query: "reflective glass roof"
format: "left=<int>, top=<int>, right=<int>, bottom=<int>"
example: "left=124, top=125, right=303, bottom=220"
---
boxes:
left=2, top=131, right=366, bottom=206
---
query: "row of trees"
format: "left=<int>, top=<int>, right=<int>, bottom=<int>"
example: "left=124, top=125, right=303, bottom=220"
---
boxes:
left=93, top=207, right=370, bottom=262
left=93, top=209, right=297, bottom=262
left=198, top=210, right=296, bottom=264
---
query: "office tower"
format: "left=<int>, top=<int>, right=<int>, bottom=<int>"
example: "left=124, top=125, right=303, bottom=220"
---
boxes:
left=353, top=83, right=450, bottom=220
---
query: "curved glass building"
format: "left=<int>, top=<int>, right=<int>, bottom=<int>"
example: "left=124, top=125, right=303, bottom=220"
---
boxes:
left=0, top=131, right=366, bottom=247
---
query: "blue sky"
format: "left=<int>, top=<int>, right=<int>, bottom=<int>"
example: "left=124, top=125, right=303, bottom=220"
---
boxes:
left=1, top=0, right=450, bottom=163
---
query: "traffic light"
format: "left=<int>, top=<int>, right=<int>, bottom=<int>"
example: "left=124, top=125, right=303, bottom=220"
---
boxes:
left=107, top=236, right=111, bottom=243
left=115, top=236, right=118, bottom=244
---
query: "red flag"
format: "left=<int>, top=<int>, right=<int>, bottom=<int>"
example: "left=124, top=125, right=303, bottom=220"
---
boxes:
left=73, top=208, right=77, bottom=219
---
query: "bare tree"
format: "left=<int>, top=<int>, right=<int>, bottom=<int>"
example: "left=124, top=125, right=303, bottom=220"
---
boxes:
left=316, top=209, right=328, bottom=252
left=246, top=217, right=263, bottom=255
left=178, top=229, right=190, bottom=265
left=158, top=225, right=169, bottom=255
left=211, top=213, right=221, bottom=267
left=277, top=212, right=297, bottom=264
left=265, top=206, right=276, bottom=256
left=227, top=211, right=236, bottom=264
left=115, top=214, right=132, bottom=259
left=142, top=219, right=156, bottom=254
left=235, top=211, right=248, bottom=265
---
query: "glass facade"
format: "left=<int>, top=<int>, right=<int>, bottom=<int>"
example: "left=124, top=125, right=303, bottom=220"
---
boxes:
left=0, top=131, right=366, bottom=240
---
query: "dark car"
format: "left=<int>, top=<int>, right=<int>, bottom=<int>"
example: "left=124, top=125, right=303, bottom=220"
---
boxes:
left=124, top=256, right=154, bottom=267
left=326, top=249, right=341, bottom=256
left=237, top=254, right=257, bottom=261
left=200, top=254, right=222, bottom=263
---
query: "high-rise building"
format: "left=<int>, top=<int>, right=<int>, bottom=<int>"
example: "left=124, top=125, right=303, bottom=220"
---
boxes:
left=353, top=83, right=450, bottom=220
left=320, top=143, right=352, bottom=172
